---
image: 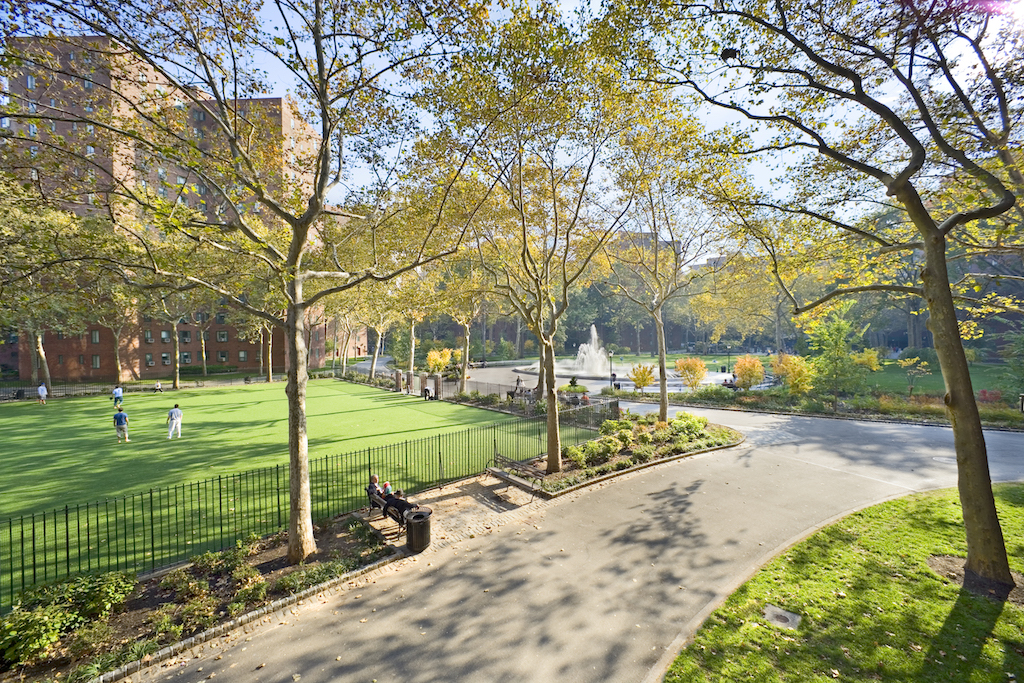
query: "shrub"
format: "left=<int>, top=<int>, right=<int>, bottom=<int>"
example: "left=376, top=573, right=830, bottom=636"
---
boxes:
left=480, top=393, right=500, bottom=405
left=160, top=569, right=209, bottom=600
left=691, top=384, right=739, bottom=402
left=150, top=605, right=184, bottom=643
left=66, top=621, right=114, bottom=659
left=772, top=354, right=814, bottom=395
left=0, top=605, right=71, bottom=665
left=851, top=348, right=881, bottom=372
left=675, top=357, right=707, bottom=390
left=628, top=364, right=656, bottom=393
left=20, top=571, right=137, bottom=622
left=558, top=383, right=589, bottom=393
left=615, top=429, right=635, bottom=450
left=454, top=391, right=470, bottom=402
left=632, top=444, right=655, bottom=463
left=670, top=413, right=709, bottom=439
left=563, top=445, right=586, bottom=468
left=600, top=419, right=633, bottom=435
left=179, top=596, right=219, bottom=634
left=899, top=346, right=939, bottom=366
left=426, top=348, right=453, bottom=374
left=636, top=430, right=653, bottom=445
left=978, top=389, right=1003, bottom=403
left=733, top=355, right=765, bottom=390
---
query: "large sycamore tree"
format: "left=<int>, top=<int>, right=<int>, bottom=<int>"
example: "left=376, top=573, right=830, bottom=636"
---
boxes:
left=427, top=2, right=637, bottom=472
left=4, top=0, right=491, bottom=563
left=605, top=0, right=1023, bottom=586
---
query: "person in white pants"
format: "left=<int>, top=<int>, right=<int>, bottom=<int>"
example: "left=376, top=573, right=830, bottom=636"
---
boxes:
left=167, top=403, right=183, bottom=439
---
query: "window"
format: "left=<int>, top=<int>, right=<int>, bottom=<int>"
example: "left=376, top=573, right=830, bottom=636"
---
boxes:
left=180, top=351, right=192, bottom=364
left=194, top=110, right=205, bottom=121
left=161, top=352, right=171, bottom=365
left=217, top=351, right=228, bottom=363
left=138, top=70, right=147, bottom=83
left=145, top=352, right=153, bottom=365
left=79, top=354, right=85, bottom=365
left=83, top=79, right=93, bottom=90
left=57, top=355, right=63, bottom=365
left=179, top=330, right=191, bottom=343
left=202, top=331, right=210, bottom=341
left=158, top=186, right=168, bottom=198
left=90, top=330, right=100, bottom=344
left=160, top=330, right=171, bottom=343
left=217, top=330, right=228, bottom=343
left=157, top=168, right=166, bottom=181
left=49, top=98, right=55, bottom=107
left=56, top=331, right=64, bottom=340
left=84, top=104, right=93, bottom=113
left=27, top=101, right=37, bottom=113
left=68, top=51, right=75, bottom=61
left=92, top=354, right=101, bottom=369
left=142, top=315, right=152, bottom=322
left=28, top=123, right=37, bottom=137
left=26, top=74, right=35, bottom=89
left=86, top=144, right=95, bottom=156
left=29, top=146, right=38, bottom=157
left=197, top=184, right=207, bottom=196
left=0, top=117, right=8, bottom=128
left=86, top=124, right=94, bottom=134
left=238, top=350, right=248, bottom=362
left=215, top=313, right=226, bottom=324
left=176, top=175, right=186, bottom=185
left=48, top=121, right=55, bottom=132
left=144, top=329, right=153, bottom=342
left=30, top=169, right=38, bottom=181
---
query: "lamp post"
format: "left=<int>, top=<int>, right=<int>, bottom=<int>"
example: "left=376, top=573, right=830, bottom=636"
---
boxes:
left=726, top=345, right=732, bottom=372
left=608, top=350, right=614, bottom=388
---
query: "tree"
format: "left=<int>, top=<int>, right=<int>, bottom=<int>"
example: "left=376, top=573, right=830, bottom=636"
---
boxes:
left=806, top=307, right=867, bottom=412
left=430, top=3, right=637, bottom=472
left=627, top=363, right=655, bottom=393
left=675, top=356, right=707, bottom=390
left=4, top=0, right=492, bottom=564
left=733, top=355, right=764, bottom=390
left=608, top=0, right=1023, bottom=587
left=772, top=353, right=814, bottom=395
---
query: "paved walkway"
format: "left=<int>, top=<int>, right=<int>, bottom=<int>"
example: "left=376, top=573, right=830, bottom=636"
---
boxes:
left=131, top=407, right=1024, bottom=683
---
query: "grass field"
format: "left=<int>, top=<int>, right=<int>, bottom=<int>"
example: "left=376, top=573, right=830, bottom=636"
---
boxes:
left=0, top=379, right=513, bottom=519
left=666, top=484, right=1024, bottom=682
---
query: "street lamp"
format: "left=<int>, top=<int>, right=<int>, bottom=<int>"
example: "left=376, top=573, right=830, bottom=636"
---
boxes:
left=608, top=350, right=614, bottom=388
left=726, top=345, right=732, bottom=372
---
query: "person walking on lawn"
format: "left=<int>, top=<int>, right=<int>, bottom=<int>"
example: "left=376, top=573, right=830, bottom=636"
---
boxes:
left=167, top=404, right=183, bottom=439
left=37, top=382, right=47, bottom=405
left=112, top=385, right=124, bottom=408
left=113, top=406, right=130, bottom=443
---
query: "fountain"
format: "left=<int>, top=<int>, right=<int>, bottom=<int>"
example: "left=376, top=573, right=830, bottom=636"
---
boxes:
left=516, top=325, right=611, bottom=379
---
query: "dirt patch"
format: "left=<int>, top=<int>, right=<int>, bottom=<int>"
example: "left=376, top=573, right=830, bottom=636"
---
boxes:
left=928, top=555, right=1024, bottom=605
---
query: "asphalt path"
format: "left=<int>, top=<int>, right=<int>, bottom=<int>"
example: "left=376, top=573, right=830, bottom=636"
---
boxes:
left=135, top=406, right=1024, bottom=683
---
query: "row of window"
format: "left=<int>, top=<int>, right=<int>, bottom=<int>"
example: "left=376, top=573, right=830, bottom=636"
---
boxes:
left=53, top=354, right=102, bottom=368
left=144, top=351, right=249, bottom=366
left=142, top=330, right=231, bottom=343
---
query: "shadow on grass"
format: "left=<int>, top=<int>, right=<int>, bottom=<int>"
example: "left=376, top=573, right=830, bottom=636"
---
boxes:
left=920, top=587, right=1006, bottom=679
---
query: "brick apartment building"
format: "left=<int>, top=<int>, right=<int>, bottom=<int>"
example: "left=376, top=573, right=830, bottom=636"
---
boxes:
left=1, top=36, right=368, bottom=382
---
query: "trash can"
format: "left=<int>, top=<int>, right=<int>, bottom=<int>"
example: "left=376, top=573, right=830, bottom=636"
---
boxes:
left=15, top=389, right=25, bottom=400
left=721, top=365, right=727, bottom=373
left=406, top=506, right=432, bottom=553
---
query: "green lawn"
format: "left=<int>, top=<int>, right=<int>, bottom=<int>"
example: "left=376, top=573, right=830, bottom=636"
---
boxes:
left=665, top=485, right=1024, bottom=682
left=0, top=379, right=513, bottom=519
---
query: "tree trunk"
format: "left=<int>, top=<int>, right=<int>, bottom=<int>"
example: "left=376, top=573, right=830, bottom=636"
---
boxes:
left=408, top=321, right=416, bottom=376
left=636, top=325, right=641, bottom=355
left=331, top=318, right=339, bottom=372
left=460, top=322, right=471, bottom=393
left=258, top=328, right=265, bottom=378
left=172, top=321, right=180, bottom=389
left=200, top=329, right=208, bottom=376
left=542, top=337, right=561, bottom=473
left=911, top=197, right=1013, bottom=588
left=109, top=326, right=125, bottom=381
left=515, top=317, right=523, bottom=358
left=266, top=325, right=274, bottom=383
left=35, top=331, right=51, bottom=390
left=341, top=327, right=351, bottom=376
left=655, top=307, right=668, bottom=422
left=535, top=335, right=546, bottom=395
left=370, top=329, right=382, bottom=378
left=285, top=298, right=316, bottom=563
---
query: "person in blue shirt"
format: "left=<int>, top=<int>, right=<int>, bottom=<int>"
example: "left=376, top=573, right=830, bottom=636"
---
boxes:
left=113, top=407, right=130, bottom=443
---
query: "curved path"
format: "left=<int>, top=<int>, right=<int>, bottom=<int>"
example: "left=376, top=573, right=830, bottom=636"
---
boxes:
left=134, top=407, right=1024, bottom=683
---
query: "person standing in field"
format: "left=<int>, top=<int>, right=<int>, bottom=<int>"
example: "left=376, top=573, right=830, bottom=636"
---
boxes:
left=113, top=406, right=130, bottom=443
left=37, top=382, right=47, bottom=405
left=112, top=385, right=124, bottom=408
left=167, top=403, right=183, bottom=439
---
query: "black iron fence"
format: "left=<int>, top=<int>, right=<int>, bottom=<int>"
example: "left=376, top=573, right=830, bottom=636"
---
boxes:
left=0, top=375, right=288, bottom=402
left=1, top=399, right=617, bottom=613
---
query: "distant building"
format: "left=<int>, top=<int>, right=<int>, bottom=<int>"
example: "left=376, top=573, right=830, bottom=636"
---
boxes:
left=2, top=36, right=358, bottom=381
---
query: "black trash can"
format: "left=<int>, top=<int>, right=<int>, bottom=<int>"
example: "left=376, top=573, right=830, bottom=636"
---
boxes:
left=15, top=389, right=25, bottom=400
left=721, top=365, right=727, bottom=373
left=406, top=506, right=432, bottom=553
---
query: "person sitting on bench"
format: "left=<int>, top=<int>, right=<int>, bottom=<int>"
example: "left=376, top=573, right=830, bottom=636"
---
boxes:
left=383, top=489, right=419, bottom=518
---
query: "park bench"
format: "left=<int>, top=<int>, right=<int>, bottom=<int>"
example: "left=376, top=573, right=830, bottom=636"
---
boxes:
left=488, top=453, right=546, bottom=499
left=365, top=486, right=409, bottom=530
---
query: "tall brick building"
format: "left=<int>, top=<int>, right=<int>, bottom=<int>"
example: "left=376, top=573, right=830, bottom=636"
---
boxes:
left=1, top=36, right=364, bottom=382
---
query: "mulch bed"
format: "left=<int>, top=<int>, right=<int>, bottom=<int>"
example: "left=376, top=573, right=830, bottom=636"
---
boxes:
left=928, top=555, right=1024, bottom=606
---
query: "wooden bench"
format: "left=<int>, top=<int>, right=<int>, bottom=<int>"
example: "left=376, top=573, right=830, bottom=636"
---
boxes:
left=488, top=453, right=546, bottom=499
left=365, top=486, right=407, bottom=530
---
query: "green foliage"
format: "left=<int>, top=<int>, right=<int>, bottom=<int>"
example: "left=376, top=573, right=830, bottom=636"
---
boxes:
left=615, top=428, right=635, bottom=450
left=631, top=443, right=655, bottom=463
left=150, top=605, right=184, bottom=643
left=563, top=444, right=587, bottom=469
left=66, top=621, right=114, bottom=659
left=636, top=429, right=653, bottom=445
left=179, top=596, right=219, bottom=634
left=20, top=571, right=137, bottom=623
left=899, top=346, right=939, bottom=366
left=1001, top=333, right=1024, bottom=394
left=160, top=569, right=209, bottom=600
left=599, top=418, right=633, bottom=435
left=807, top=308, right=867, bottom=409
left=670, top=413, right=709, bottom=439
left=0, top=605, right=71, bottom=665
left=627, top=364, right=656, bottom=393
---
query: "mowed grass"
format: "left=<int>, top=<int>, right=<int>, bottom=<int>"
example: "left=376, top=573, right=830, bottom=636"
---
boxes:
left=665, top=485, right=1024, bottom=682
left=0, top=379, right=513, bottom=519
